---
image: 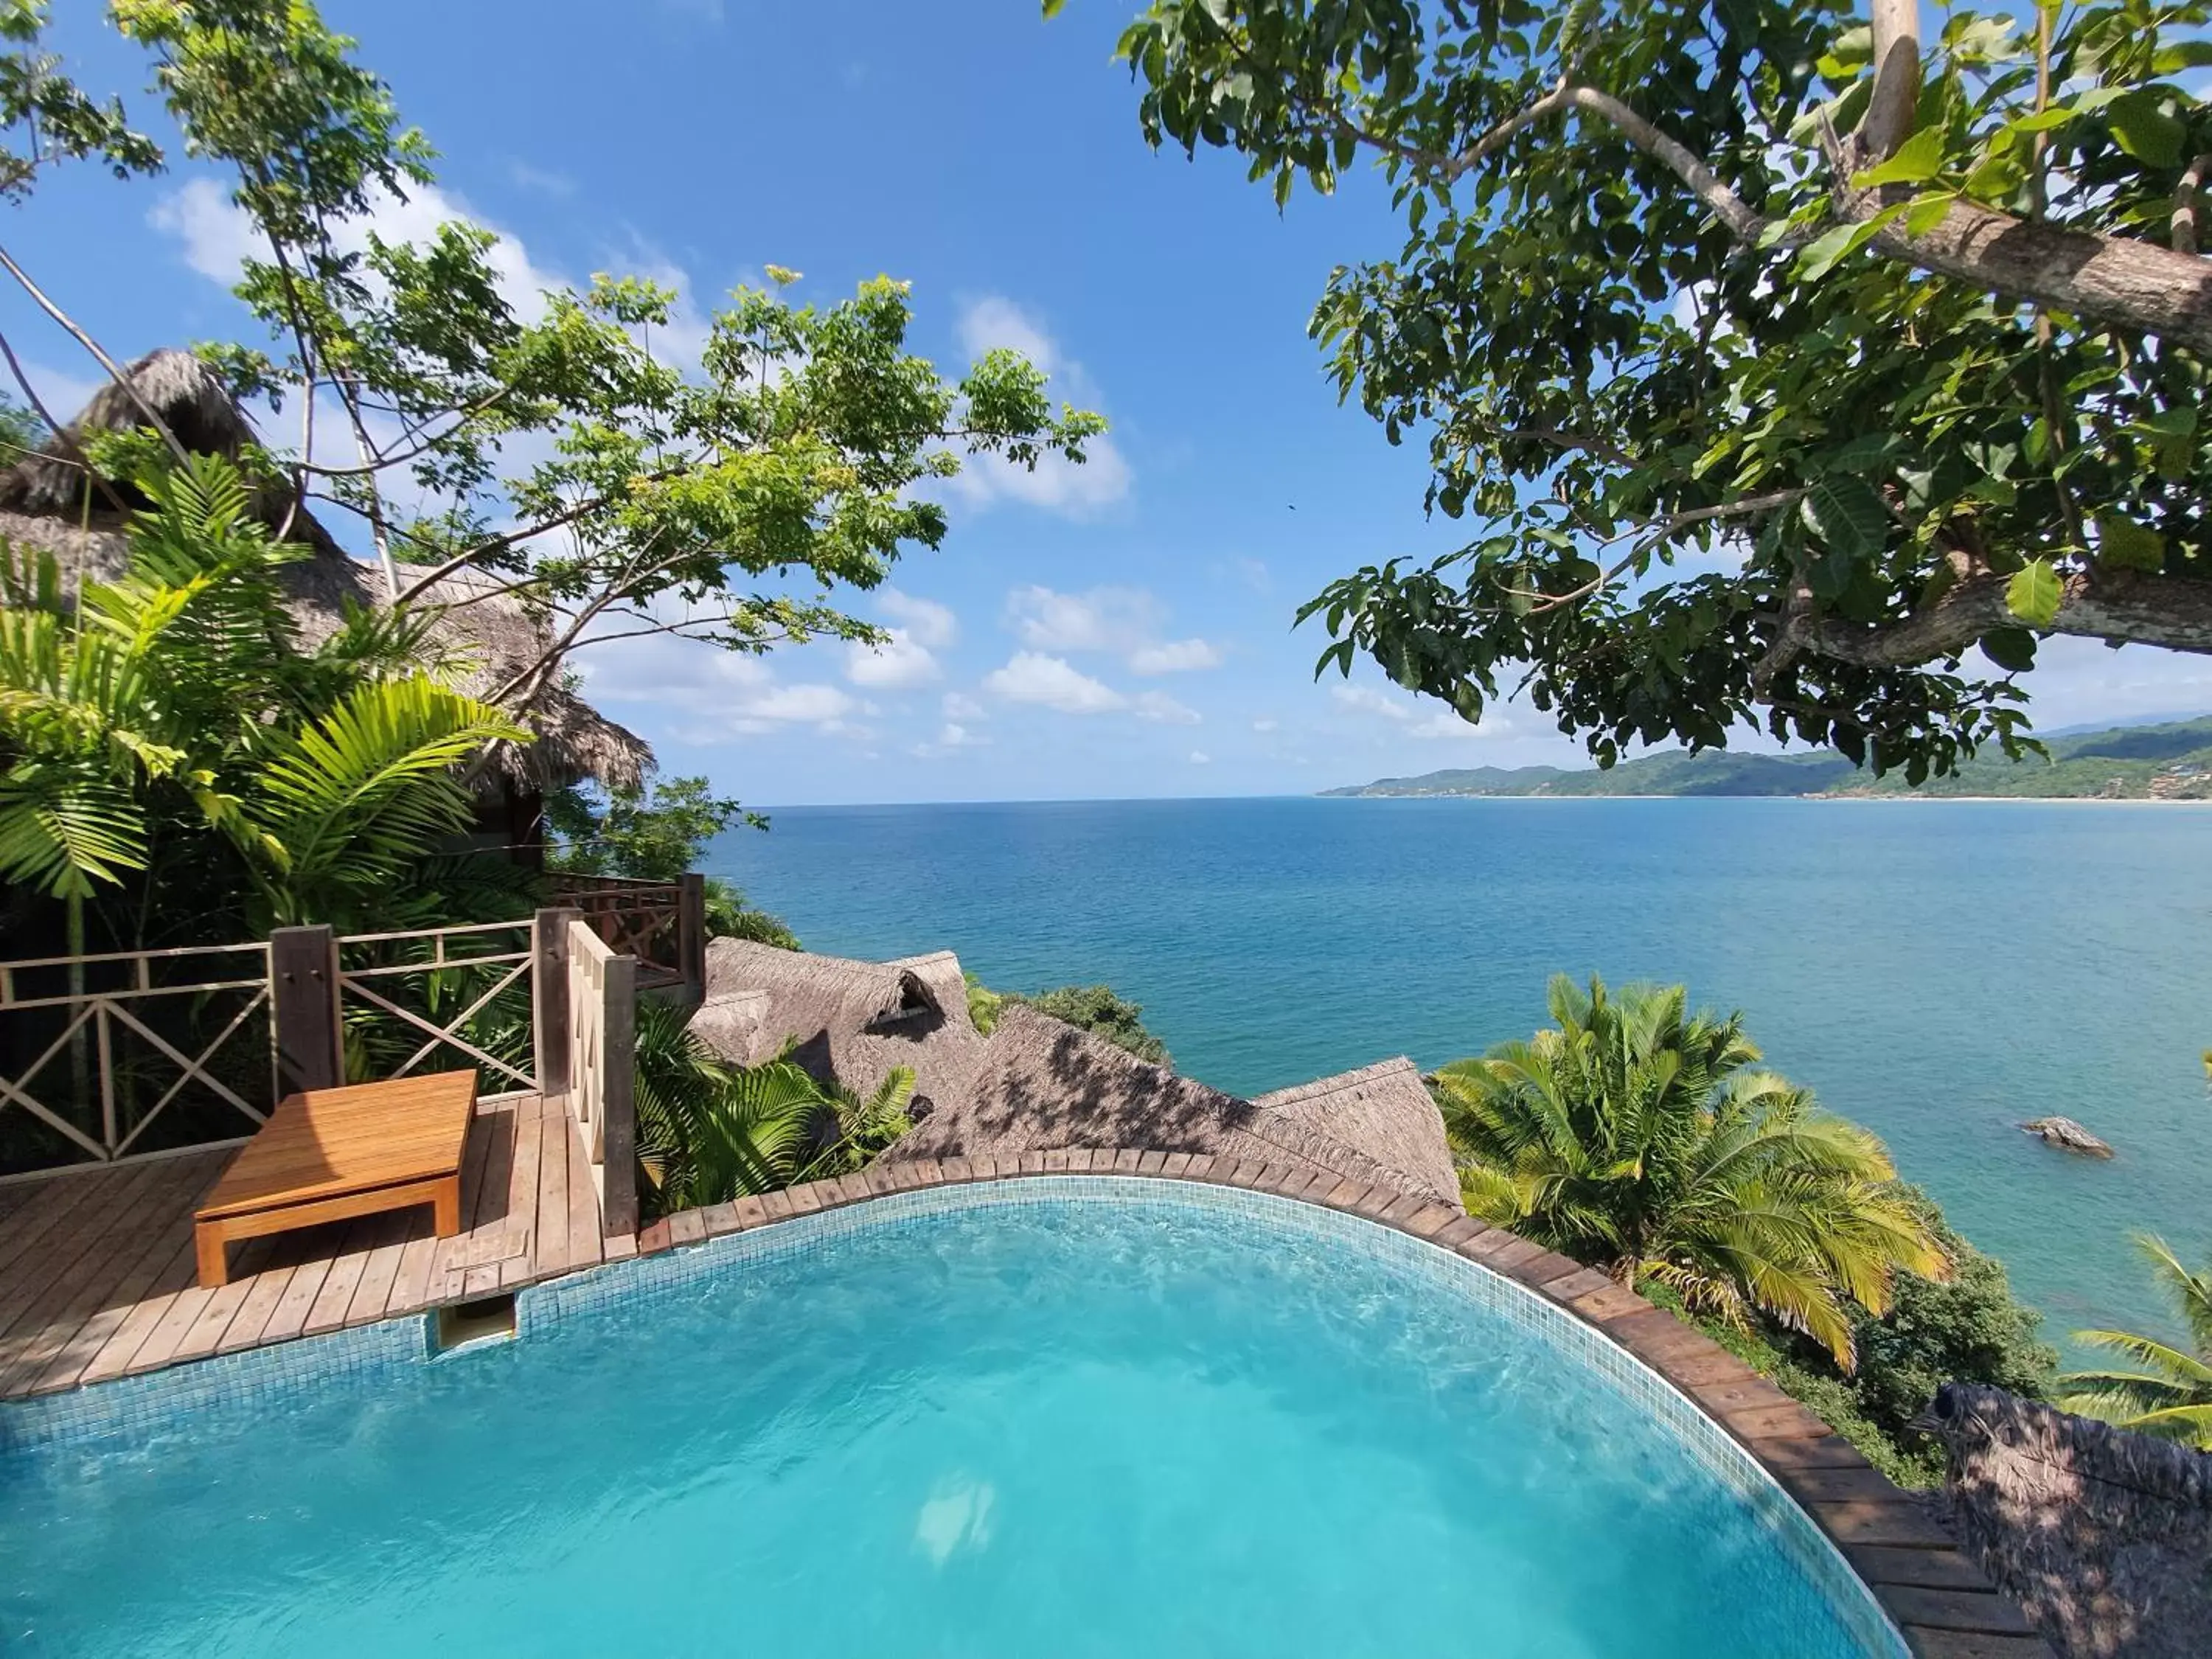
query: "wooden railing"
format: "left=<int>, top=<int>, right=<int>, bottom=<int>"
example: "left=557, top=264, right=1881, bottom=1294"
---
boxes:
left=0, top=900, right=651, bottom=1244
left=0, top=941, right=274, bottom=1172
left=333, top=919, right=538, bottom=1102
left=534, top=909, right=638, bottom=1237
left=544, top=872, right=704, bottom=995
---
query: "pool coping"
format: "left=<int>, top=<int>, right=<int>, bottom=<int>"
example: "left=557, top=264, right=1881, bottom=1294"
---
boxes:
left=630, top=1149, right=2056, bottom=1659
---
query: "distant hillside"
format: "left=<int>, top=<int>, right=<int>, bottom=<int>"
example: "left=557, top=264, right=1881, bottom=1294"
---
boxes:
left=1322, top=717, right=2212, bottom=801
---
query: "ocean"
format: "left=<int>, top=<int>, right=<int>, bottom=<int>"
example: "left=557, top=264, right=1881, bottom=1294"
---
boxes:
left=706, top=796, right=2212, bottom=1356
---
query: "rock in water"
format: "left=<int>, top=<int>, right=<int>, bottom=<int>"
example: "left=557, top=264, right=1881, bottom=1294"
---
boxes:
left=2020, top=1116, right=2115, bottom=1158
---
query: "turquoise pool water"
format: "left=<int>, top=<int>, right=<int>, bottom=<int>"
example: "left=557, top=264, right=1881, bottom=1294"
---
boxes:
left=2, top=1183, right=1900, bottom=1658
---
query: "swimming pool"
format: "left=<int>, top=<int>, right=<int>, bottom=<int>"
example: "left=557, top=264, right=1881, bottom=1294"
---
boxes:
left=1, top=1178, right=1904, bottom=1657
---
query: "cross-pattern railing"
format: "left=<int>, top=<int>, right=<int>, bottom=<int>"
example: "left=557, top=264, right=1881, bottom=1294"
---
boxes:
left=0, top=942, right=274, bottom=1173
left=335, top=920, right=538, bottom=1102
left=0, top=900, right=650, bottom=1244
left=545, top=872, right=703, bottom=995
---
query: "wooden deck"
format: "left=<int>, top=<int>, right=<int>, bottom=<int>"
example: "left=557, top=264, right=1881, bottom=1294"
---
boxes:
left=0, top=1094, right=627, bottom=1401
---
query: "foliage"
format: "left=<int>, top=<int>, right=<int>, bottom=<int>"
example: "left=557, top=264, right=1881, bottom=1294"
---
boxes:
left=631, top=998, right=815, bottom=1214
left=3, top=1, right=1102, bottom=741
left=1847, top=1189, right=2056, bottom=1439
left=631, top=1002, right=914, bottom=1217
left=1642, top=1194, right=2053, bottom=1486
left=1101, top=1, right=2212, bottom=780
left=1002, top=982, right=1169, bottom=1065
left=1435, top=974, right=1944, bottom=1366
left=1330, top=714, right=2212, bottom=800
left=965, top=972, right=1004, bottom=1035
left=546, top=774, right=796, bottom=947
left=796, top=1066, right=917, bottom=1183
left=0, top=453, right=524, bottom=938
left=2058, top=1234, right=2212, bottom=1447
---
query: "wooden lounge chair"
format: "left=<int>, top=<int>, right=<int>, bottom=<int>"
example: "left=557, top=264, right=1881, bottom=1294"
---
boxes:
left=193, top=1071, right=477, bottom=1288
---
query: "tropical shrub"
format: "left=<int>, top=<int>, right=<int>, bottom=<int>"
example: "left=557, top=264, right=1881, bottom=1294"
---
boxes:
left=1435, top=974, right=1944, bottom=1368
left=630, top=1000, right=915, bottom=1217
left=1001, top=984, right=1169, bottom=1065
left=0, top=455, right=526, bottom=946
left=1847, top=1190, right=2056, bottom=1444
left=631, top=998, right=815, bottom=1214
left=965, top=973, right=1004, bottom=1035
left=2059, top=1235, right=2212, bottom=1448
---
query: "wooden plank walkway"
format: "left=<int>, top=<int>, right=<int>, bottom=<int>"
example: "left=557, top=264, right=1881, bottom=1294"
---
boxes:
left=0, top=1095, right=628, bottom=1401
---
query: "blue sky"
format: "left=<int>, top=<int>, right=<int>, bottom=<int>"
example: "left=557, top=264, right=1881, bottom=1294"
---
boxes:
left=15, top=1, right=2212, bottom=804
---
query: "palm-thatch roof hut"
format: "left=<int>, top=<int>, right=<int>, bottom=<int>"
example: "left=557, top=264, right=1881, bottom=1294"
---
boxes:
left=1251, top=1058, right=1459, bottom=1206
left=884, top=1004, right=1463, bottom=1207
left=692, top=937, right=986, bottom=1108
left=1929, top=1381, right=2211, bottom=1658
left=0, top=349, right=650, bottom=807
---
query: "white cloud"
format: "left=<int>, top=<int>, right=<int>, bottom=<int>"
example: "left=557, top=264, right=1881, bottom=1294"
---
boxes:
left=948, top=296, right=1131, bottom=515
left=578, top=634, right=859, bottom=738
left=1331, top=684, right=1417, bottom=721
left=937, top=722, right=984, bottom=747
left=1332, top=681, right=1509, bottom=740
left=1189, top=751, right=1211, bottom=765
left=1130, top=637, right=1222, bottom=675
left=846, top=630, right=940, bottom=689
left=507, top=161, right=577, bottom=198
left=1006, top=584, right=1161, bottom=653
left=1411, top=710, right=1513, bottom=740
left=153, top=176, right=567, bottom=327
left=959, top=296, right=1062, bottom=376
left=1135, top=690, right=1201, bottom=726
left=982, top=652, right=1126, bottom=714
left=1252, top=717, right=1279, bottom=734
left=879, top=589, right=958, bottom=649
left=942, top=690, right=987, bottom=721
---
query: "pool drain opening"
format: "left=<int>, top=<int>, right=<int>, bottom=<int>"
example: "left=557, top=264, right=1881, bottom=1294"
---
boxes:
left=433, top=1293, right=518, bottom=1354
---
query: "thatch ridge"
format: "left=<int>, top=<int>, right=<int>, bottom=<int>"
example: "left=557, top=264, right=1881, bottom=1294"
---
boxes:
left=1931, top=1382, right=2211, bottom=1658
left=886, top=1006, right=1461, bottom=1207
left=0, top=352, right=650, bottom=795
left=1252, top=1057, right=1458, bottom=1207
left=695, top=939, right=987, bottom=1108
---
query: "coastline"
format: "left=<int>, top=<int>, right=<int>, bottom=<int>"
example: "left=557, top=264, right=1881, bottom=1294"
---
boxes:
left=1321, top=791, right=2212, bottom=805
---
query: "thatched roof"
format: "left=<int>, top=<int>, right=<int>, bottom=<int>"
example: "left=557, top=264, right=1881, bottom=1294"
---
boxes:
left=886, top=1004, right=1462, bottom=1207
left=694, top=938, right=986, bottom=1108
left=1930, top=1381, right=2211, bottom=1658
left=0, top=349, right=649, bottom=795
left=1252, top=1058, right=1460, bottom=1209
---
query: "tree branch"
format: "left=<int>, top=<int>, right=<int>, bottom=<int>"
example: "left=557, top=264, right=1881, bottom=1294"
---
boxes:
left=2175, top=153, right=2212, bottom=257
left=1803, top=566, right=2212, bottom=669
left=0, top=326, right=133, bottom=518
left=0, top=243, right=189, bottom=464
left=1860, top=0, right=1922, bottom=167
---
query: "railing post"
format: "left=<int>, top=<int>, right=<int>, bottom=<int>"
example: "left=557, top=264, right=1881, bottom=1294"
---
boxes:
left=600, top=950, right=637, bottom=1237
left=533, top=906, right=578, bottom=1104
left=269, top=925, right=341, bottom=1094
left=678, top=872, right=706, bottom=995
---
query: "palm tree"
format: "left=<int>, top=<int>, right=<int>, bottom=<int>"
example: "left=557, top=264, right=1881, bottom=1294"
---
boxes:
left=795, top=1065, right=917, bottom=1183
left=0, top=454, right=524, bottom=936
left=631, top=999, right=821, bottom=1212
left=2057, top=1236, right=2212, bottom=1448
left=1434, top=974, right=1945, bottom=1368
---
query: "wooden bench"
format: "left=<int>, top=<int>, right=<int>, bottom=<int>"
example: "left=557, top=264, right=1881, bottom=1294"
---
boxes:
left=194, top=1071, right=477, bottom=1288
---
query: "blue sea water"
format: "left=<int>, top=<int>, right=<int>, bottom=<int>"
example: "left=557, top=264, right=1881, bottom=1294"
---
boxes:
left=710, top=796, right=2212, bottom=1355
left=1, top=1192, right=1893, bottom=1658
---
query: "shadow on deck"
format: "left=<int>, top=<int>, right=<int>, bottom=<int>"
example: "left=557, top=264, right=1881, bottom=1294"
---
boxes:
left=0, top=1096, right=629, bottom=1400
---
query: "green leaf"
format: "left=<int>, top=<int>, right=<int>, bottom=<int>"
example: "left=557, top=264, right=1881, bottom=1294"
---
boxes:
left=1904, top=191, right=1956, bottom=235
left=1855, top=128, right=1946, bottom=188
left=2105, top=92, right=2186, bottom=169
left=1801, top=476, right=1888, bottom=560
left=1979, top=628, right=2038, bottom=673
left=2004, top=559, right=2062, bottom=627
left=1795, top=209, right=1896, bottom=281
left=2094, top=515, right=2166, bottom=573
